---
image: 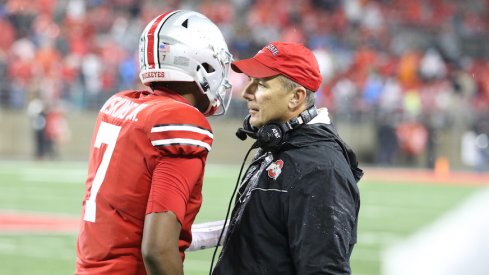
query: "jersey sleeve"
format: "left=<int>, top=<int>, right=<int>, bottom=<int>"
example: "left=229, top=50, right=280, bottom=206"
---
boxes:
left=146, top=156, right=204, bottom=224
left=148, top=105, right=213, bottom=157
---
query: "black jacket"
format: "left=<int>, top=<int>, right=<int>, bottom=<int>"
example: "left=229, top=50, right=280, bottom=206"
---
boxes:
left=213, top=117, right=363, bottom=275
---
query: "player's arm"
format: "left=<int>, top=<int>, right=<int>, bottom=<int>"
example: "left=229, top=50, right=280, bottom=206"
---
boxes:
left=142, top=155, right=205, bottom=273
left=142, top=211, right=183, bottom=275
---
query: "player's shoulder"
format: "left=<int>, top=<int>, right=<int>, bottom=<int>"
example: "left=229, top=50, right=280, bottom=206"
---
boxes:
left=144, top=94, right=213, bottom=156
left=147, top=96, right=211, bottom=130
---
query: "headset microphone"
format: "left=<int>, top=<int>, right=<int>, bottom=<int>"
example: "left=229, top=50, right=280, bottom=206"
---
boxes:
left=236, top=114, right=259, bottom=141
left=236, top=128, right=250, bottom=141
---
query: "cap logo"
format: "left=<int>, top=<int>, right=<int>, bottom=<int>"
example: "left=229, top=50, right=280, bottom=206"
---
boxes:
left=265, top=44, right=279, bottom=56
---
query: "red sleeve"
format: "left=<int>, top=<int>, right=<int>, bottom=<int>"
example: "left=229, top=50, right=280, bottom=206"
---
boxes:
left=146, top=156, right=204, bottom=225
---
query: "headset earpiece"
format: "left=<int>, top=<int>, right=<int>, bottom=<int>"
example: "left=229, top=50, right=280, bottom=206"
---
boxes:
left=255, top=123, right=287, bottom=148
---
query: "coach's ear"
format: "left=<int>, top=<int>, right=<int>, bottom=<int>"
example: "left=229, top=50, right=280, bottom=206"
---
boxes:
left=288, top=86, right=307, bottom=111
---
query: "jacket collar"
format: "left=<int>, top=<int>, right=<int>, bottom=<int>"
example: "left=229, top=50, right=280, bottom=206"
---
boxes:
left=283, top=114, right=364, bottom=183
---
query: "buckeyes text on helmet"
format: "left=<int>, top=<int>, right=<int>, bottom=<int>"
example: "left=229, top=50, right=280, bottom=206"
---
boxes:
left=138, top=10, right=233, bottom=116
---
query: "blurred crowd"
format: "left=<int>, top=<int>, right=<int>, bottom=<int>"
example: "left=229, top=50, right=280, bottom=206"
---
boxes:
left=0, top=0, right=488, bottom=169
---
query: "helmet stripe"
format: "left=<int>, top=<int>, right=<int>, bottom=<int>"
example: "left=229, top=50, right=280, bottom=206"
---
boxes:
left=145, top=11, right=178, bottom=70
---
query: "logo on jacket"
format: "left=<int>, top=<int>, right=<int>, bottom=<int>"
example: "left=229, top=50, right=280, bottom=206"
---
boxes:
left=267, top=159, right=284, bottom=180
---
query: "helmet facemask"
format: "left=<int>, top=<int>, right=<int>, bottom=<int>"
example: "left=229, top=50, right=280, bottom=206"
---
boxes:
left=196, top=47, right=233, bottom=116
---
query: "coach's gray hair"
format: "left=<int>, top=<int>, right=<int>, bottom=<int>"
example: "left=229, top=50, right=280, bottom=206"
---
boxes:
left=277, top=75, right=316, bottom=107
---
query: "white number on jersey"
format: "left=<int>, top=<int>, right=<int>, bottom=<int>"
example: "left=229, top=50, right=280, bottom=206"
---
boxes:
left=83, top=122, right=121, bottom=222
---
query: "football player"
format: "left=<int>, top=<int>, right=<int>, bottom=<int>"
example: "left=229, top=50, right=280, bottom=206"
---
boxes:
left=75, top=10, right=232, bottom=275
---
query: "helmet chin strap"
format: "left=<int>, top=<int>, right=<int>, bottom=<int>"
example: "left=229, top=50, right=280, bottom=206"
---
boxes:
left=203, top=100, right=217, bottom=116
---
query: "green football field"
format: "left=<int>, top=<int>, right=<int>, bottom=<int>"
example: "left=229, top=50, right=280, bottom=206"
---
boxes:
left=0, top=160, right=484, bottom=275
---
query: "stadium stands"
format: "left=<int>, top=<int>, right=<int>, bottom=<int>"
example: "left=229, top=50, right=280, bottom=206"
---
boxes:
left=0, top=0, right=488, bottom=170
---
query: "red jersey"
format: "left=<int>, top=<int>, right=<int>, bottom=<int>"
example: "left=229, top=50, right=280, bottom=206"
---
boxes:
left=76, top=89, right=213, bottom=274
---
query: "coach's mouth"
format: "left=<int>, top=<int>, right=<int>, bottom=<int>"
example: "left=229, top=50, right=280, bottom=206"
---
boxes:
left=248, top=106, right=259, bottom=115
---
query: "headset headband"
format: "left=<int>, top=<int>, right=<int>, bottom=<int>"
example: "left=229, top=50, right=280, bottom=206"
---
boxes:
left=285, top=105, right=318, bottom=130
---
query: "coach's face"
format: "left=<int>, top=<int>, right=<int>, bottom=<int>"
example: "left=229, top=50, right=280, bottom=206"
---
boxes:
left=242, top=76, right=293, bottom=128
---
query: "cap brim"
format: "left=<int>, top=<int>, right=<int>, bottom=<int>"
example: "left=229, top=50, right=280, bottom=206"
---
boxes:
left=231, top=58, right=279, bottom=78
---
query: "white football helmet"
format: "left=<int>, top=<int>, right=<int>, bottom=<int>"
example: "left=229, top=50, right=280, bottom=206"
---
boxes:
left=139, top=10, right=233, bottom=116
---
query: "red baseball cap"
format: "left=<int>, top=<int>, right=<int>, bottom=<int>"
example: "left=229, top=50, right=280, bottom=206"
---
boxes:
left=231, top=42, right=323, bottom=91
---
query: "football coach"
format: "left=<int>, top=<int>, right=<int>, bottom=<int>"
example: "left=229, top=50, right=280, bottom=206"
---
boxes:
left=212, top=42, right=363, bottom=275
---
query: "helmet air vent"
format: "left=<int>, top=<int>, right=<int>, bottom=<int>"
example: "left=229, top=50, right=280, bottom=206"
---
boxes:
left=182, top=19, right=189, bottom=28
left=201, top=63, right=215, bottom=73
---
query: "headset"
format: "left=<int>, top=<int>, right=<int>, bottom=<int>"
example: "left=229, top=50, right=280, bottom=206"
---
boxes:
left=236, top=105, right=318, bottom=148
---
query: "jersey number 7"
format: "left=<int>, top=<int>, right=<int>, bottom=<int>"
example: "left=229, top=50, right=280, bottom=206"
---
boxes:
left=84, top=121, right=121, bottom=222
